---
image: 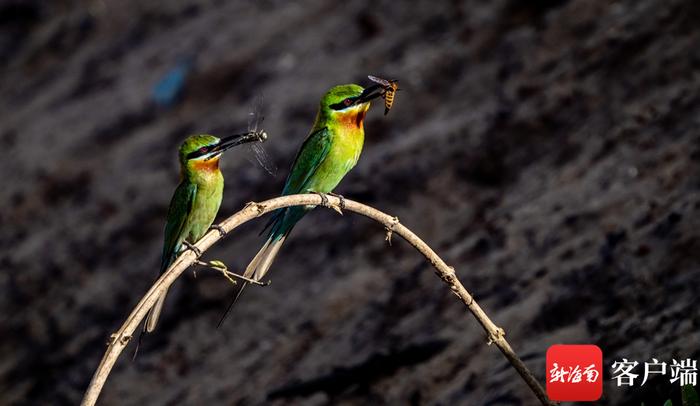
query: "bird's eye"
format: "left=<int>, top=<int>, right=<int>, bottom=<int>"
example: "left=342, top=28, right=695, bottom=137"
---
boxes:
left=344, top=98, right=353, bottom=106
left=199, top=147, right=208, bottom=153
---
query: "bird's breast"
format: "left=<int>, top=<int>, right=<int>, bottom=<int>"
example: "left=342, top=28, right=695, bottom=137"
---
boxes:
left=322, top=125, right=365, bottom=179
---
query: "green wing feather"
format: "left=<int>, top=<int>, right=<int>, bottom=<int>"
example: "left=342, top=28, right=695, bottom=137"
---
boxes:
left=160, top=181, right=197, bottom=273
left=261, top=127, right=331, bottom=240
left=282, top=127, right=331, bottom=195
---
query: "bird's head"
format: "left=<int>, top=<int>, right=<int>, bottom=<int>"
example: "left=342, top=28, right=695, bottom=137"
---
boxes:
left=319, top=84, right=381, bottom=128
left=178, top=133, right=261, bottom=171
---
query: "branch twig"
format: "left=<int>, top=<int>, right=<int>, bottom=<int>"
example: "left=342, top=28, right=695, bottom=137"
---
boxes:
left=80, top=194, right=554, bottom=406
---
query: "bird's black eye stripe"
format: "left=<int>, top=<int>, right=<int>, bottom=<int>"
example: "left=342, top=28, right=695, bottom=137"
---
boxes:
left=330, top=97, right=356, bottom=110
left=186, top=145, right=215, bottom=159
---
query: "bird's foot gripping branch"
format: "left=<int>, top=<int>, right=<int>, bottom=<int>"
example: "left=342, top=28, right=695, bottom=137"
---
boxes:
left=181, top=240, right=202, bottom=257
left=310, top=191, right=344, bottom=215
left=208, top=224, right=227, bottom=237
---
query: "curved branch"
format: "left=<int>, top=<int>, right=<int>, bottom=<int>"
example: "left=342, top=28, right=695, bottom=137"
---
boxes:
left=80, top=194, right=554, bottom=406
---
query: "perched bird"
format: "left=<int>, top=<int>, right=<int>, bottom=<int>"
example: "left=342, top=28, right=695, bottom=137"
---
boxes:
left=219, top=83, right=385, bottom=324
left=145, top=132, right=263, bottom=334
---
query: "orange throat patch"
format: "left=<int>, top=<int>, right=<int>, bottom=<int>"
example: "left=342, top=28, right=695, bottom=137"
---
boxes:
left=337, top=108, right=367, bottom=129
left=190, top=156, right=221, bottom=172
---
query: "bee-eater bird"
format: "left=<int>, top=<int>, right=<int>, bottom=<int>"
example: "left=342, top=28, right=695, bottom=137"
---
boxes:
left=144, top=132, right=263, bottom=334
left=219, top=83, right=386, bottom=323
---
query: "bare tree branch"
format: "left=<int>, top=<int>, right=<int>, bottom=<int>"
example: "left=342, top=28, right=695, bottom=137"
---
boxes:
left=80, top=194, right=554, bottom=406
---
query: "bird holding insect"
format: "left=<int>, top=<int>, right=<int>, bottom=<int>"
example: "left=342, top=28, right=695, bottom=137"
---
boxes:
left=218, top=75, right=399, bottom=324
left=143, top=130, right=267, bottom=336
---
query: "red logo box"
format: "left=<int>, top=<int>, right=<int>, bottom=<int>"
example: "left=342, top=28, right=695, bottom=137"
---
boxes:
left=546, top=344, right=603, bottom=402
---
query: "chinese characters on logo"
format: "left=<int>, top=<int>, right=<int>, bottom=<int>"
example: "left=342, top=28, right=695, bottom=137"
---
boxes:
left=547, top=345, right=698, bottom=402
left=550, top=363, right=600, bottom=384
left=611, top=358, right=698, bottom=387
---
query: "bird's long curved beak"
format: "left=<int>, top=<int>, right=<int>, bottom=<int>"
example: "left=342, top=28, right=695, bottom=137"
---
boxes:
left=354, top=84, right=385, bottom=105
left=215, top=131, right=263, bottom=153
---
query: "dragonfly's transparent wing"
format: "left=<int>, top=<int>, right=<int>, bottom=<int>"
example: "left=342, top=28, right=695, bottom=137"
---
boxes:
left=249, top=141, right=277, bottom=176
left=244, top=94, right=277, bottom=176
left=248, top=93, right=264, bottom=133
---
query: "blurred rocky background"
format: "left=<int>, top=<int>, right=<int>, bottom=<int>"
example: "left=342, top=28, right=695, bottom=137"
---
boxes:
left=1, top=0, right=699, bottom=404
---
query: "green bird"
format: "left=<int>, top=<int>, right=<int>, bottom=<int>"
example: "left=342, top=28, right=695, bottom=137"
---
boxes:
left=144, top=132, right=263, bottom=334
left=219, top=83, right=387, bottom=323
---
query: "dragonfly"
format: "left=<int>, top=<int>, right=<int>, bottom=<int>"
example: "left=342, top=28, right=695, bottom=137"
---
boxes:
left=244, top=94, right=277, bottom=176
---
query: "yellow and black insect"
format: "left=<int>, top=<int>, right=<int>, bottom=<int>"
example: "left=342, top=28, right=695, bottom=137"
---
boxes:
left=368, top=75, right=399, bottom=115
